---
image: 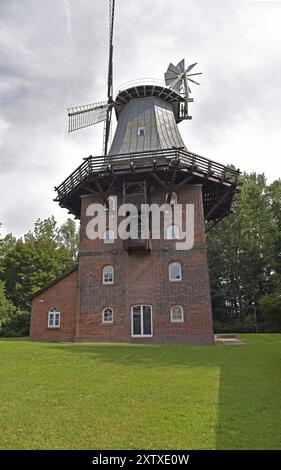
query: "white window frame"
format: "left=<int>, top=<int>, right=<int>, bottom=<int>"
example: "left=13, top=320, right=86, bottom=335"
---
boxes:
left=102, top=265, right=114, bottom=285
left=137, top=126, right=145, bottom=136
left=102, top=307, right=114, bottom=324
left=103, top=229, right=115, bottom=244
left=131, top=304, right=153, bottom=338
left=169, top=262, right=182, bottom=282
left=170, top=305, right=184, bottom=323
left=48, top=307, right=61, bottom=328
left=166, top=224, right=180, bottom=240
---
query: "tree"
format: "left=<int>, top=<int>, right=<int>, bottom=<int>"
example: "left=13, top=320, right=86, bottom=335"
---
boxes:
left=207, top=173, right=280, bottom=324
left=0, top=280, right=16, bottom=336
left=0, top=233, right=17, bottom=273
left=0, top=217, right=75, bottom=310
left=259, top=292, right=281, bottom=332
left=59, top=218, right=79, bottom=260
left=267, top=179, right=281, bottom=277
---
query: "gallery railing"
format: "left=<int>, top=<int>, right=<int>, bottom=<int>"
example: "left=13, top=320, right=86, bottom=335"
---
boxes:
left=55, top=147, right=239, bottom=201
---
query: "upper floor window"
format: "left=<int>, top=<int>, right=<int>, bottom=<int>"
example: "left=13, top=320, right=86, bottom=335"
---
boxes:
left=170, top=305, right=184, bottom=323
left=137, top=127, right=145, bottom=136
left=165, top=192, right=177, bottom=205
left=103, top=229, right=115, bottom=244
left=166, top=224, right=180, bottom=240
left=102, top=307, right=113, bottom=324
left=103, top=265, right=114, bottom=284
left=48, top=307, right=60, bottom=328
left=169, top=262, right=182, bottom=282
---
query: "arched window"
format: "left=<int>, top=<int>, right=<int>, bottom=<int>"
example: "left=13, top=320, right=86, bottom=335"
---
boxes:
left=103, top=265, right=114, bottom=284
left=103, top=229, right=115, bottom=244
left=169, top=262, right=182, bottom=282
left=165, top=192, right=177, bottom=205
left=170, top=305, right=184, bottom=323
left=138, top=127, right=145, bottom=136
left=166, top=224, right=180, bottom=240
left=48, top=307, right=60, bottom=328
left=102, top=307, right=113, bottom=324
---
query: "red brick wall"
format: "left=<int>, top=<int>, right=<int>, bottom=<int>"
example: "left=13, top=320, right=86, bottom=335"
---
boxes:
left=76, top=185, right=213, bottom=344
left=30, top=269, right=78, bottom=342
left=29, top=184, right=214, bottom=345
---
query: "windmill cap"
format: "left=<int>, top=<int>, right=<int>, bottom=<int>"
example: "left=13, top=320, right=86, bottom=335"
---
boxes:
left=115, top=81, right=185, bottom=123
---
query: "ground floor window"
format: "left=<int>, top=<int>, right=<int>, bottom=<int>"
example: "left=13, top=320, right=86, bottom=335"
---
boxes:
left=131, top=305, right=152, bottom=337
left=102, top=307, right=113, bottom=324
left=170, top=305, right=184, bottom=323
left=48, top=307, right=60, bottom=328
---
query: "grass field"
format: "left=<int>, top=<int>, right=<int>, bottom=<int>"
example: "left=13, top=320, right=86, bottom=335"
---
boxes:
left=0, top=334, right=280, bottom=450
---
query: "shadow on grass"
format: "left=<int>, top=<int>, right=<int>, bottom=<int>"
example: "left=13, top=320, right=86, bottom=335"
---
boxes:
left=13, top=335, right=281, bottom=449
left=47, top=341, right=221, bottom=368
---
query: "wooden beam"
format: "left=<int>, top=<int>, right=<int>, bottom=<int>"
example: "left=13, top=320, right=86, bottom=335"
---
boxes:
left=206, top=213, right=227, bottom=233
left=166, top=159, right=180, bottom=203
left=92, top=178, right=108, bottom=206
left=151, top=172, right=169, bottom=192
left=206, top=191, right=232, bottom=220
left=85, top=175, right=117, bottom=206
left=82, top=185, right=100, bottom=197
left=174, top=173, right=194, bottom=190
left=105, top=175, right=117, bottom=196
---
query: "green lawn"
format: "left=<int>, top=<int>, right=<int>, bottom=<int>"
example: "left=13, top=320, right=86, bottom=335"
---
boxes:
left=0, top=335, right=280, bottom=450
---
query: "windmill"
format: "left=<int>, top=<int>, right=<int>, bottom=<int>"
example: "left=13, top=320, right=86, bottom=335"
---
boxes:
left=68, top=0, right=116, bottom=156
left=67, top=0, right=202, bottom=155
left=165, top=59, right=202, bottom=119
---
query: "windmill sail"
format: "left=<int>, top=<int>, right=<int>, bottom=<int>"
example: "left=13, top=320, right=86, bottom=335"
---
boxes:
left=164, top=62, right=182, bottom=92
left=103, top=0, right=115, bottom=156
left=67, top=0, right=116, bottom=155
left=68, top=102, right=110, bottom=132
left=165, top=59, right=202, bottom=119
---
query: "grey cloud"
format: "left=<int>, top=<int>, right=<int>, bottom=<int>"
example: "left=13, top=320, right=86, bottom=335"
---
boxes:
left=0, top=0, right=281, bottom=237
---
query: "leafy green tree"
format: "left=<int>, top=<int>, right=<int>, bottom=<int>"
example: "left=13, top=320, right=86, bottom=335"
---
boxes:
left=0, top=233, right=17, bottom=273
left=267, top=179, right=281, bottom=277
left=208, top=173, right=280, bottom=323
left=0, top=217, right=75, bottom=310
left=0, top=280, right=16, bottom=335
left=258, top=292, right=281, bottom=332
left=59, top=218, right=79, bottom=260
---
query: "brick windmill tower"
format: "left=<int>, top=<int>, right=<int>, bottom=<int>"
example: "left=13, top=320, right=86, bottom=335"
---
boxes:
left=30, top=0, right=239, bottom=344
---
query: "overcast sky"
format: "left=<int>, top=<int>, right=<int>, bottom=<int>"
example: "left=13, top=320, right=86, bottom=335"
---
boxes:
left=1, top=0, right=281, bottom=237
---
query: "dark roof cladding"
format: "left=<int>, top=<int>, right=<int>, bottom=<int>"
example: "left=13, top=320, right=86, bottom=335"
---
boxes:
left=109, top=96, right=186, bottom=155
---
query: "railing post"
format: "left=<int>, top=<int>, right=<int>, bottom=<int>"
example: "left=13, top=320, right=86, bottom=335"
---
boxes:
left=88, top=157, right=93, bottom=174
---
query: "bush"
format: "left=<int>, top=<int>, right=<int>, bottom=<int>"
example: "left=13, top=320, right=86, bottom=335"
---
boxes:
left=258, top=293, right=281, bottom=332
left=214, top=315, right=256, bottom=333
left=2, top=310, right=30, bottom=337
